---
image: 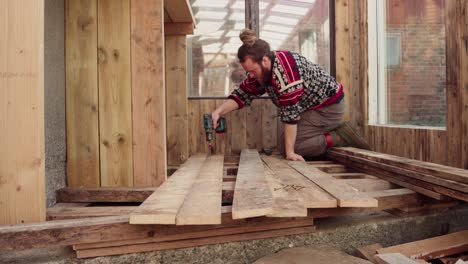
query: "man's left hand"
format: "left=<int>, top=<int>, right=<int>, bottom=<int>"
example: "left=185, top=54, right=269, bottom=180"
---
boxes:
left=286, top=152, right=305, bottom=161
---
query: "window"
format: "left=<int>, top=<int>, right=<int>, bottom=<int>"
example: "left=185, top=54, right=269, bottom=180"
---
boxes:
left=368, top=0, right=447, bottom=127
left=188, top=0, right=333, bottom=97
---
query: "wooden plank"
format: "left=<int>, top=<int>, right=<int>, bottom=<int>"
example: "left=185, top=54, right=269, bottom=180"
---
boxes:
left=356, top=243, right=383, bottom=264
left=230, top=106, right=247, bottom=155
left=47, top=206, right=138, bottom=220
left=129, top=155, right=206, bottom=224
left=329, top=150, right=468, bottom=194
left=330, top=152, right=468, bottom=201
left=310, top=164, right=347, bottom=173
left=56, top=187, right=156, bottom=203
left=264, top=163, right=307, bottom=217
left=289, top=161, right=378, bottom=207
left=332, top=148, right=468, bottom=184
left=377, top=230, right=468, bottom=261
left=73, top=218, right=314, bottom=250
left=330, top=155, right=449, bottom=200
left=232, top=150, right=274, bottom=219
left=65, top=0, right=100, bottom=187
left=262, top=156, right=337, bottom=208
left=163, top=0, right=194, bottom=23
left=0, top=0, right=45, bottom=224
left=176, top=155, right=224, bottom=225
left=328, top=150, right=468, bottom=193
left=76, top=226, right=316, bottom=258
left=166, top=35, right=189, bottom=166
left=335, top=0, right=351, bottom=121
left=164, top=22, right=193, bottom=35
left=339, top=179, right=395, bottom=192
left=375, top=253, right=421, bottom=264
left=131, top=0, right=166, bottom=186
left=98, top=0, right=133, bottom=186
left=331, top=173, right=378, bottom=179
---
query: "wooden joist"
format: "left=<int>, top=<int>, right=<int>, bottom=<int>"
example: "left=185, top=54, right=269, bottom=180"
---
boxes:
left=232, top=149, right=274, bottom=219
left=56, top=187, right=156, bottom=203
left=262, top=156, right=337, bottom=208
left=289, top=161, right=378, bottom=207
left=129, top=155, right=206, bottom=224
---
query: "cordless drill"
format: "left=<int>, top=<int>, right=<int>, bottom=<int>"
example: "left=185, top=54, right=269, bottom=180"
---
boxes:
left=203, top=113, right=226, bottom=154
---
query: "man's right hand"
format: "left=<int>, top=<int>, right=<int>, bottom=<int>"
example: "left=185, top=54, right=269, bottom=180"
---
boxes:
left=212, top=111, right=221, bottom=129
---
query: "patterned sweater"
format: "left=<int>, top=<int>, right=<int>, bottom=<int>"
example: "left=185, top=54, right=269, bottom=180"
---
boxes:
left=228, top=51, right=343, bottom=124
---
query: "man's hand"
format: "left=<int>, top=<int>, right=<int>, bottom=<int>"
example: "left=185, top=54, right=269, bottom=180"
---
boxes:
left=286, top=152, right=305, bottom=161
left=211, top=111, right=220, bottom=129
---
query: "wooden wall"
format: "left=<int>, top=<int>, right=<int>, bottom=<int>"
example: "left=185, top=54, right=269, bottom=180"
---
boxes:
left=167, top=97, right=279, bottom=166
left=0, top=0, right=45, bottom=224
left=336, top=0, right=468, bottom=169
left=66, top=0, right=166, bottom=187
left=188, top=99, right=278, bottom=157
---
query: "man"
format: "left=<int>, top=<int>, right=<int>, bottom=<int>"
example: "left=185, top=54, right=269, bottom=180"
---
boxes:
left=212, top=29, right=369, bottom=161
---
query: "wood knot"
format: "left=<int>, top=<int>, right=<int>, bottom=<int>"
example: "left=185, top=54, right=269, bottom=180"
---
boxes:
left=113, top=49, right=119, bottom=59
left=117, top=134, right=125, bottom=144
left=102, top=140, right=109, bottom=147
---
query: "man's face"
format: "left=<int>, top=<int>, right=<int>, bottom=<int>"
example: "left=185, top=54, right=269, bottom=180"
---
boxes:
left=241, top=56, right=270, bottom=85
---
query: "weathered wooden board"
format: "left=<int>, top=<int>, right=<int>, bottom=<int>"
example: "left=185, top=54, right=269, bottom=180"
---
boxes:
left=289, top=162, right=378, bottom=207
left=262, top=156, right=337, bottom=208
left=130, top=155, right=206, bottom=224
left=176, top=155, right=224, bottom=225
left=232, top=150, right=274, bottom=219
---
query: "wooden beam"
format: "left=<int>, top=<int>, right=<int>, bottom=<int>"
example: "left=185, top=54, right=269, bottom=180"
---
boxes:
left=98, top=0, right=133, bottom=186
left=377, top=230, right=468, bottom=261
left=339, top=179, right=395, bottom=192
left=164, top=22, right=194, bottom=35
left=47, top=207, right=138, bottom=220
left=0, top=0, right=45, bottom=224
left=131, top=0, right=166, bottom=186
left=129, top=155, right=206, bottom=224
left=262, top=156, right=337, bottom=208
left=176, top=155, right=224, bottom=225
left=56, top=187, right=156, bottom=203
left=232, top=150, right=274, bottom=219
left=289, top=161, right=378, bottom=207
left=76, top=226, right=316, bottom=258
left=163, top=0, right=194, bottom=23
left=65, top=0, right=100, bottom=187
left=73, top=218, right=314, bottom=251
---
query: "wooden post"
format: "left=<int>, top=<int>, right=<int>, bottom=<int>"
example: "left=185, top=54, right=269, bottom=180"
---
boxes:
left=0, top=0, right=46, bottom=224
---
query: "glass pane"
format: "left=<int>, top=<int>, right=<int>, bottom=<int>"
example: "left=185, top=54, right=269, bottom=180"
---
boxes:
left=385, top=0, right=446, bottom=126
left=259, top=0, right=330, bottom=72
left=187, top=0, right=247, bottom=97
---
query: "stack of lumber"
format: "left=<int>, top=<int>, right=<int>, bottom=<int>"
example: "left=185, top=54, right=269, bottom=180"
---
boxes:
left=328, top=148, right=468, bottom=202
left=356, top=230, right=468, bottom=264
left=1, top=149, right=442, bottom=259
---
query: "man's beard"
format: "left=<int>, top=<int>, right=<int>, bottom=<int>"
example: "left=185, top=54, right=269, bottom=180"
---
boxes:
left=258, top=65, right=271, bottom=85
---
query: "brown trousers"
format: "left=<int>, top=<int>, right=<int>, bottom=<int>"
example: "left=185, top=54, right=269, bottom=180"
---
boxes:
left=278, top=99, right=345, bottom=157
